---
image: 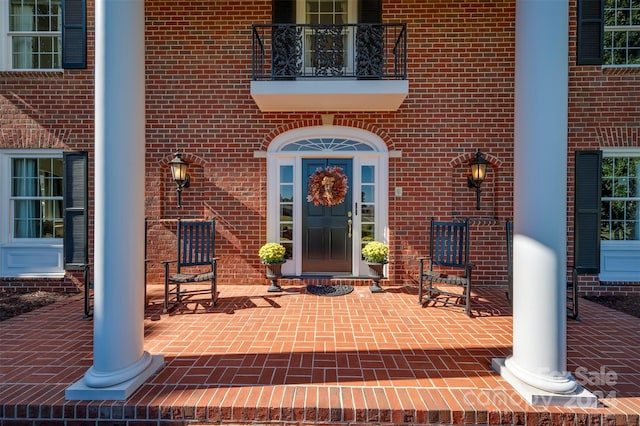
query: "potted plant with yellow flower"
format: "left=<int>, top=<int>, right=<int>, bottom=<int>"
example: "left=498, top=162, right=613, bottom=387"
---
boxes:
left=258, top=242, right=286, bottom=292
left=362, top=241, right=389, bottom=293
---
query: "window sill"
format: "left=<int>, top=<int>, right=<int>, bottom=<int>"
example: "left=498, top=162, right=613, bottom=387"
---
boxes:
left=601, top=65, right=640, bottom=75
left=0, top=70, right=65, bottom=79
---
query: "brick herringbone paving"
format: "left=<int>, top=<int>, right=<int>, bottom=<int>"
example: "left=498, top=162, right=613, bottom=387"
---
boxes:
left=1, top=284, right=639, bottom=425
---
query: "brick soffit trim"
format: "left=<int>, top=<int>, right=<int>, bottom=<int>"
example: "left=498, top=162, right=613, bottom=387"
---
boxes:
left=596, top=126, right=640, bottom=147
left=449, top=151, right=502, bottom=168
left=0, top=128, right=69, bottom=149
left=260, top=119, right=394, bottom=152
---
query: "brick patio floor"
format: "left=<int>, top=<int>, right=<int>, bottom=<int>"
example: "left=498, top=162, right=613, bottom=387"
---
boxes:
left=1, top=283, right=639, bottom=425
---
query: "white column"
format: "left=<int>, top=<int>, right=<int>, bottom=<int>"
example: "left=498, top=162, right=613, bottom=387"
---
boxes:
left=491, top=0, right=596, bottom=407
left=66, top=0, right=163, bottom=400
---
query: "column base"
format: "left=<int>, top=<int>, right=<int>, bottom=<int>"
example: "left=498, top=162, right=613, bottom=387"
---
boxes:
left=492, top=358, right=598, bottom=407
left=65, top=354, right=164, bottom=401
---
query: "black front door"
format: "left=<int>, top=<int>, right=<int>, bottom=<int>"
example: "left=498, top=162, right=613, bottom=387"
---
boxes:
left=302, top=159, right=353, bottom=274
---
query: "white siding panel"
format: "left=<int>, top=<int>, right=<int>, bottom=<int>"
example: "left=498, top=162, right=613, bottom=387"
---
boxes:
left=599, top=241, right=640, bottom=281
left=1, top=245, right=64, bottom=277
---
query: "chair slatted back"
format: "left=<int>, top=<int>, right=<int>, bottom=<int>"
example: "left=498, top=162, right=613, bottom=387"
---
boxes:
left=429, top=218, right=469, bottom=268
left=176, top=219, right=215, bottom=272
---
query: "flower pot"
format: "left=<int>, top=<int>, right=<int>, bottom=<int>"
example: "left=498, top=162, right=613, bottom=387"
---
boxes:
left=366, top=262, right=386, bottom=293
left=264, top=261, right=285, bottom=292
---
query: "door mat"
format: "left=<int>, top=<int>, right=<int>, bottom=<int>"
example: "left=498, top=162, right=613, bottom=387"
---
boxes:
left=306, top=284, right=354, bottom=297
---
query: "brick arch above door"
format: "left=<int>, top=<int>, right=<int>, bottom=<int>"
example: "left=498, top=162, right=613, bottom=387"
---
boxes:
left=267, top=126, right=389, bottom=153
left=260, top=120, right=395, bottom=152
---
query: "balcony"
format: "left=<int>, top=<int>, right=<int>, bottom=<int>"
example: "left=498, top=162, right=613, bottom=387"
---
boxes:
left=251, top=23, right=408, bottom=112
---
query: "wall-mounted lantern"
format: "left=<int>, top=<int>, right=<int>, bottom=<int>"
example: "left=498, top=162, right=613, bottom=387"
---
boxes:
left=467, top=150, right=488, bottom=210
left=169, top=152, right=190, bottom=207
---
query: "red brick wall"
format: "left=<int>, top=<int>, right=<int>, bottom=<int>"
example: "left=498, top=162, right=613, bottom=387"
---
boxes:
left=141, top=0, right=519, bottom=288
left=566, top=1, right=640, bottom=296
left=0, top=1, right=95, bottom=292
left=1, top=0, right=639, bottom=296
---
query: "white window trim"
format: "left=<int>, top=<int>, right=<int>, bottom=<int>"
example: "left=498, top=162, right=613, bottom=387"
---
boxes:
left=0, top=0, right=8, bottom=70
left=266, top=126, right=389, bottom=277
left=603, top=2, right=640, bottom=68
left=0, top=0, right=63, bottom=72
left=599, top=147, right=640, bottom=282
left=0, top=149, right=65, bottom=277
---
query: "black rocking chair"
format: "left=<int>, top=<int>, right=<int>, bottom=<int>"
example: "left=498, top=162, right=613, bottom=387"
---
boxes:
left=162, top=218, right=218, bottom=312
left=418, top=217, right=474, bottom=316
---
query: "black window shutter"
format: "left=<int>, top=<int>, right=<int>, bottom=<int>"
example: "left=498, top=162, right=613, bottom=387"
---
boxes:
left=273, top=0, right=296, bottom=23
left=574, top=150, right=602, bottom=274
left=62, top=0, right=87, bottom=69
left=63, top=151, right=88, bottom=270
left=577, top=0, right=604, bottom=65
left=358, top=0, right=382, bottom=23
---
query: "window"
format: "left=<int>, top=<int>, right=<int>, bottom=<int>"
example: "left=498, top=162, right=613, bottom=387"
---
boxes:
left=0, top=152, right=64, bottom=277
left=8, top=0, right=62, bottom=70
left=270, top=0, right=385, bottom=78
left=0, top=0, right=87, bottom=70
left=279, top=165, right=294, bottom=259
left=360, top=165, right=376, bottom=249
left=1, top=150, right=87, bottom=277
left=305, top=0, right=348, bottom=24
left=11, top=156, right=64, bottom=239
left=604, top=0, right=640, bottom=66
left=599, top=150, right=640, bottom=281
left=301, top=0, right=352, bottom=72
left=601, top=153, right=640, bottom=240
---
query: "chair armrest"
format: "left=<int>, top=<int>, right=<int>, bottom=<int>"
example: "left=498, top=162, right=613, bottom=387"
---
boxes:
left=162, top=260, right=177, bottom=278
left=417, top=257, right=433, bottom=269
left=82, top=263, right=93, bottom=281
left=464, top=263, right=475, bottom=278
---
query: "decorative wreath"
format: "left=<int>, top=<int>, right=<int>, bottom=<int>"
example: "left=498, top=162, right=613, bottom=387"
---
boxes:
left=306, top=166, right=348, bottom=207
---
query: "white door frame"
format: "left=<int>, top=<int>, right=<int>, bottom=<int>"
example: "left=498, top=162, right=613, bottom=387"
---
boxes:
left=266, top=126, right=389, bottom=276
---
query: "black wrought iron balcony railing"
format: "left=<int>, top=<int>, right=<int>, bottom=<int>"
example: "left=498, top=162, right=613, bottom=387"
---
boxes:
left=252, top=23, right=406, bottom=80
